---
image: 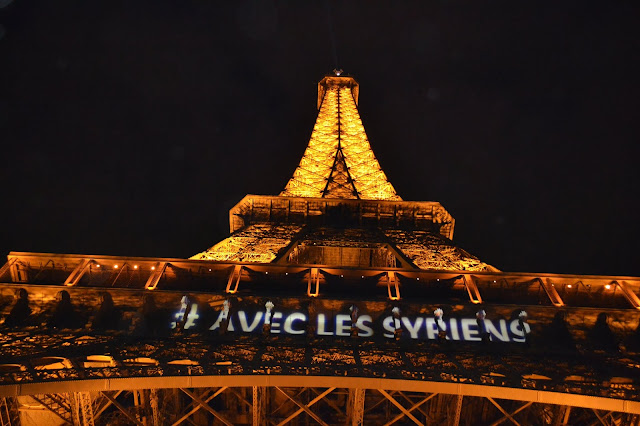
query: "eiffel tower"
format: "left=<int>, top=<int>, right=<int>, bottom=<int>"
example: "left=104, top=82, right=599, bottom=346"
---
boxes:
left=191, top=73, right=496, bottom=274
left=1, top=72, right=639, bottom=425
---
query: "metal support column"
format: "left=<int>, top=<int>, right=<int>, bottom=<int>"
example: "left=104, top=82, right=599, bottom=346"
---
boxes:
left=0, top=397, right=20, bottom=426
left=72, top=392, right=95, bottom=426
left=347, top=388, right=365, bottom=426
left=252, top=386, right=266, bottom=426
left=451, top=395, right=463, bottom=426
left=150, top=389, right=160, bottom=426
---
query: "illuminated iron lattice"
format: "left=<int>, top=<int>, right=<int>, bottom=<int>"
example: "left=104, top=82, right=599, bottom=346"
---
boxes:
left=281, top=76, right=400, bottom=201
left=384, top=230, right=496, bottom=272
left=191, top=73, right=497, bottom=271
left=191, top=225, right=302, bottom=262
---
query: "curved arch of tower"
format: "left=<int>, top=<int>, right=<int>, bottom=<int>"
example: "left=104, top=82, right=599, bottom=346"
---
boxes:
left=1, top=73, right=639, bottom=425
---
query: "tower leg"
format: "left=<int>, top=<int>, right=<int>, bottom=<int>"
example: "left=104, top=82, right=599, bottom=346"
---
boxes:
left=252, top=386, right=266, bottom=426
left=347, top=388, right=365, bottom=426
left=451, top=395, right=463, bottom=426
left=72, top=392, right=95, bottom=426
left=149, top=389, right=160, bottom=426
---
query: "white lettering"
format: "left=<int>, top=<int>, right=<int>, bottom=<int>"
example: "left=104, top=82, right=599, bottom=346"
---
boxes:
left=486, top=319, right=509, bottom=342
left=335, top=314, right=351, bottom=337
left=509, top=319, right=531, bottom=342
left=238, top=311, right=263, bottom=332
left=283, top=313, right=306, bottom=335
left=171, top=297, right=189, bottom=329
left=183, top=304, right=199, bottom=329
left=356, top=315, right=373, bottom=337
left=425, top=317, right=440, bottom=340
left=382, top=316, right=395, bottom=338
left=449, top=318, right=460, bottom=340
left=317, top=314, right=333, bottom=336
left=270, top=312, right=282, bottom=334
left=402, top=317, right=423, bottom=339
left=209, top=311, right=226, bottom=331
left=460, top=318, right=481, bottom=341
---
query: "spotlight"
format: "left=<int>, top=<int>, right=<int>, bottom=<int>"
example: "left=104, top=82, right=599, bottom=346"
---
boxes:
left=416, top=277, right=419, bottom=281
left=134, top=265, right=138, bottom=269
left=114, top=265, right=119, bottom=269
left=151, top=266, right=156, bottom=271
left=96, top=264, right=101, bottom=268
left=605, top=284, right=611, bottom=290
left=567, top=284, right=572, bottom=289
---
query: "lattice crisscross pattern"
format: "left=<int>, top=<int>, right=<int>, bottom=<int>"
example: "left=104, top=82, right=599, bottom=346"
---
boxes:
left=281, top=76, right=400, bottom=201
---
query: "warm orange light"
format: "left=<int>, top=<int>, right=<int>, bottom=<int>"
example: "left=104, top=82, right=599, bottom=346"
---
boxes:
left=605, top=284, right=611, bottom=290
left=114, top=265, right=119, bottom=269
left=567, top=284, right=572, bottom=288
left=133, top=265, right=138, bottom=269
left=151, top=266, right=156, bottom=270
left=281, top=78, right=400, bottom=201
left=95, top=264, right=100, bottom=268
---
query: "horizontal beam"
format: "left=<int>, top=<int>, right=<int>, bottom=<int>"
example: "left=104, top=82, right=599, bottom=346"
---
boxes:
left=7, top=251, right=640, bottom=284
left=1, top=375, right=639, bottom=414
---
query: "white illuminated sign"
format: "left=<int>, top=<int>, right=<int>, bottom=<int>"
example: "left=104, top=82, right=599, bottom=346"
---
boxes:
left=172, top=300, right=530, bottom=343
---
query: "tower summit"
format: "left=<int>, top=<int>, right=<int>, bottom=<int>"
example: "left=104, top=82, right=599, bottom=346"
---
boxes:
left=192, top=73, right=496, bottom=272
left=281, top=74, right=400, bottom=200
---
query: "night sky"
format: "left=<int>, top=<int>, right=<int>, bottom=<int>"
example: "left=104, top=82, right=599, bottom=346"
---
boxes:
left=1, top=1, right=638, bottom=277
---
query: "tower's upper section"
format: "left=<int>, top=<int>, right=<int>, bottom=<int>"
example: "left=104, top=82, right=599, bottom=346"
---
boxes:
left=280, top=75, right=401, bottom=201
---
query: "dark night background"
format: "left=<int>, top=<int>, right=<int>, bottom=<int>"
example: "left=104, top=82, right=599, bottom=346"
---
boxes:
left=0, top=1, right=638, bottom=276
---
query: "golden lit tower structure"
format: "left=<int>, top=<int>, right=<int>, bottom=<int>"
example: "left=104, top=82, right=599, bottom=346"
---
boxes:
left=1, top=72, right=640, bottom=426
left=191, top=74, right=495, bottom=274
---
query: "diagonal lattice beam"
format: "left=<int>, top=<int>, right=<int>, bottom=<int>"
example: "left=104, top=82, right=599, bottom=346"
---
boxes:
left=487, top=397, right=521, bottom=426
left=384, top=393, right=437, bottom=426
left=590, top=409, right=613, bottom=426
left=171, top=387, right=228, bottom=426
left=179, top=388, right=233, bottom=426
left=378, top=389, right=424, bottom=426
left=310, top=387, right=344, bottom=417
left=275, top=387, right=334, bottom=426
left=93, top=390, right=123, bottom=422
left=271, top=387, right=308, bottom=417
left=395, top=391, right=432, bottom=419
left=29, top=395, right=72, bottom=424
left=489, top=401, right=533, bottom=426
left=100, top=391, right=143, bottom=426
